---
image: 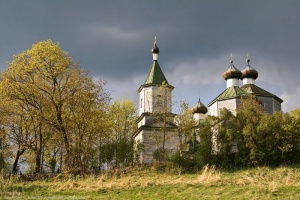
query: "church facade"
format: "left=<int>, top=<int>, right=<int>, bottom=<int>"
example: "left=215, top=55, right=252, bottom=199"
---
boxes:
left=134, top=40, right=283, bottom=164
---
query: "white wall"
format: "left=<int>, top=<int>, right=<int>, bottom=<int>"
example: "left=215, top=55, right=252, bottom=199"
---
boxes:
left=139, top=85, right=172, bottom=115
left=209, top=99, right=238, bottom=116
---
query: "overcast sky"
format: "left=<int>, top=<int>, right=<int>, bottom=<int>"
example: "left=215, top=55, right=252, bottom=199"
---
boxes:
left=1, top=0, right=300, bottom=113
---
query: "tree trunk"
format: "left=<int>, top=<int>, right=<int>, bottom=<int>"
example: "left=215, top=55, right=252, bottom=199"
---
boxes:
left=12, top=149, right=25, bottom=174
left=34, top=130, right=43, bottom=174
left=98, top=137, right=102, bottom=172
left=35, top=149, right=41, bottom=173
left=63, top=131, right=73, bottom=172
left=56, top=104, right=72, bottom=171
left=59, top=145, right=63, bottom=173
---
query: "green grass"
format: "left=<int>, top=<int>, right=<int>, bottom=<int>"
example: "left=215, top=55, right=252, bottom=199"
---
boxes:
left=2, top=165, right=300, bottom=199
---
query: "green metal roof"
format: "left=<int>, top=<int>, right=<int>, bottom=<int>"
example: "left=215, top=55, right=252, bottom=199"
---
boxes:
left=144, top=60, right=168, bottom=85
left=208, top=86, right=249, bottom=106
left=137, top=60, right=174, bottom=93
left=241, top=84, right=283, bottom=103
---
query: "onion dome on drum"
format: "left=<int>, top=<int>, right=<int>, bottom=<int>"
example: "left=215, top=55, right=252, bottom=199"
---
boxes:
left=152, top=37, right=159, bottom=60
left=222, top=60, right=242, bottom=80
left=241, top=58, right=258, bottom=80
left=152, top=42, right=159, bottom=54
left=191, top=98, right=208, bottom=114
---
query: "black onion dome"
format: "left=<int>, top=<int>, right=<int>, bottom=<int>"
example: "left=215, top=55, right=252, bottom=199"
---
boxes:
left=241, top=59, right=258, bottom=80
left=222, top=60, right=242, bottom=80
left=191, top=98, right=208, bottom=114
left=152, top=42, right=159, bottom=54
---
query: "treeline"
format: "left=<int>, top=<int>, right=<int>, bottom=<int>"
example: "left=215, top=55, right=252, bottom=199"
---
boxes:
left=0, top=40, right=138, bottom=174
left=171, top=97, right=300, bottom=172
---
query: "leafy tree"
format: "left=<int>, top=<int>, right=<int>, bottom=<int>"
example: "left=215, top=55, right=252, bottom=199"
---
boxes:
left=66, top=79, right=109, bottom=172
left=281, top=109, right=300, bottom=164
left=0, top=130, right=8, bottom=172
left=0, top=94, right=45, bottom=173
left=235, top=96, right=264, bottom=166
left=195, top=96, right=300, bottom=168
left=174, top=100, right=196, bottom=153
left=256, top=113, right=283, bottom=166
left=255, top=110, right=300, bottom=166
left=105, top=99, right=137, bottom=167
left=155, top=82, right=172, bottom=157
left=195, top=116, right=215, bottom=167
left=0, top=40, right=110, bottom=172
left=290, top=108, right=300, bottom=120
left=209, top=108, right=239, bottom=167
left=97, top=99, right=137, bottom=169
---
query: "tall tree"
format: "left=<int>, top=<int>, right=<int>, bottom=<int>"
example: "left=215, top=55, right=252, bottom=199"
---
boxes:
left=214, top=108, right=239, bottom=166
left=0, top=40, right=110, bottom=172
left=174, top=100, right=196, bottom=153
left=281, top=109, right=300, bottom=163
left=0, top=92, right=43, bottom=173
left=102, top=99, right=137, bottom=167
left=195, top=115, right=215, bottom=167
left=236, top=96, right=264, bottom=166
left=256, top=113, right=283, bottom=165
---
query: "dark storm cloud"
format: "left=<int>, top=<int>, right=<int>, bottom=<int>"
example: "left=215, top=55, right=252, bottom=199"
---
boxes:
left=1, top=0, right=300, bottom=111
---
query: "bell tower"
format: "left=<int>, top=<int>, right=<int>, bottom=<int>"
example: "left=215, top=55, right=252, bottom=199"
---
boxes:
left=134, top=38, right=178, bottom=163
left=137, top=37, right=173, bottom=118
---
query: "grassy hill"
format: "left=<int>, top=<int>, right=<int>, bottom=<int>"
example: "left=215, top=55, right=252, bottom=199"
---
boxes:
left=1, top=165, right=300, bottom=199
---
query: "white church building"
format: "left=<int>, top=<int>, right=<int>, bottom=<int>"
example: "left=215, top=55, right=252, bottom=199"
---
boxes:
left=208, top=56, right=282, bottom=116
left=133, top=39, right=178, bottom=163
left=134, top=40, right=283, bottom=163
